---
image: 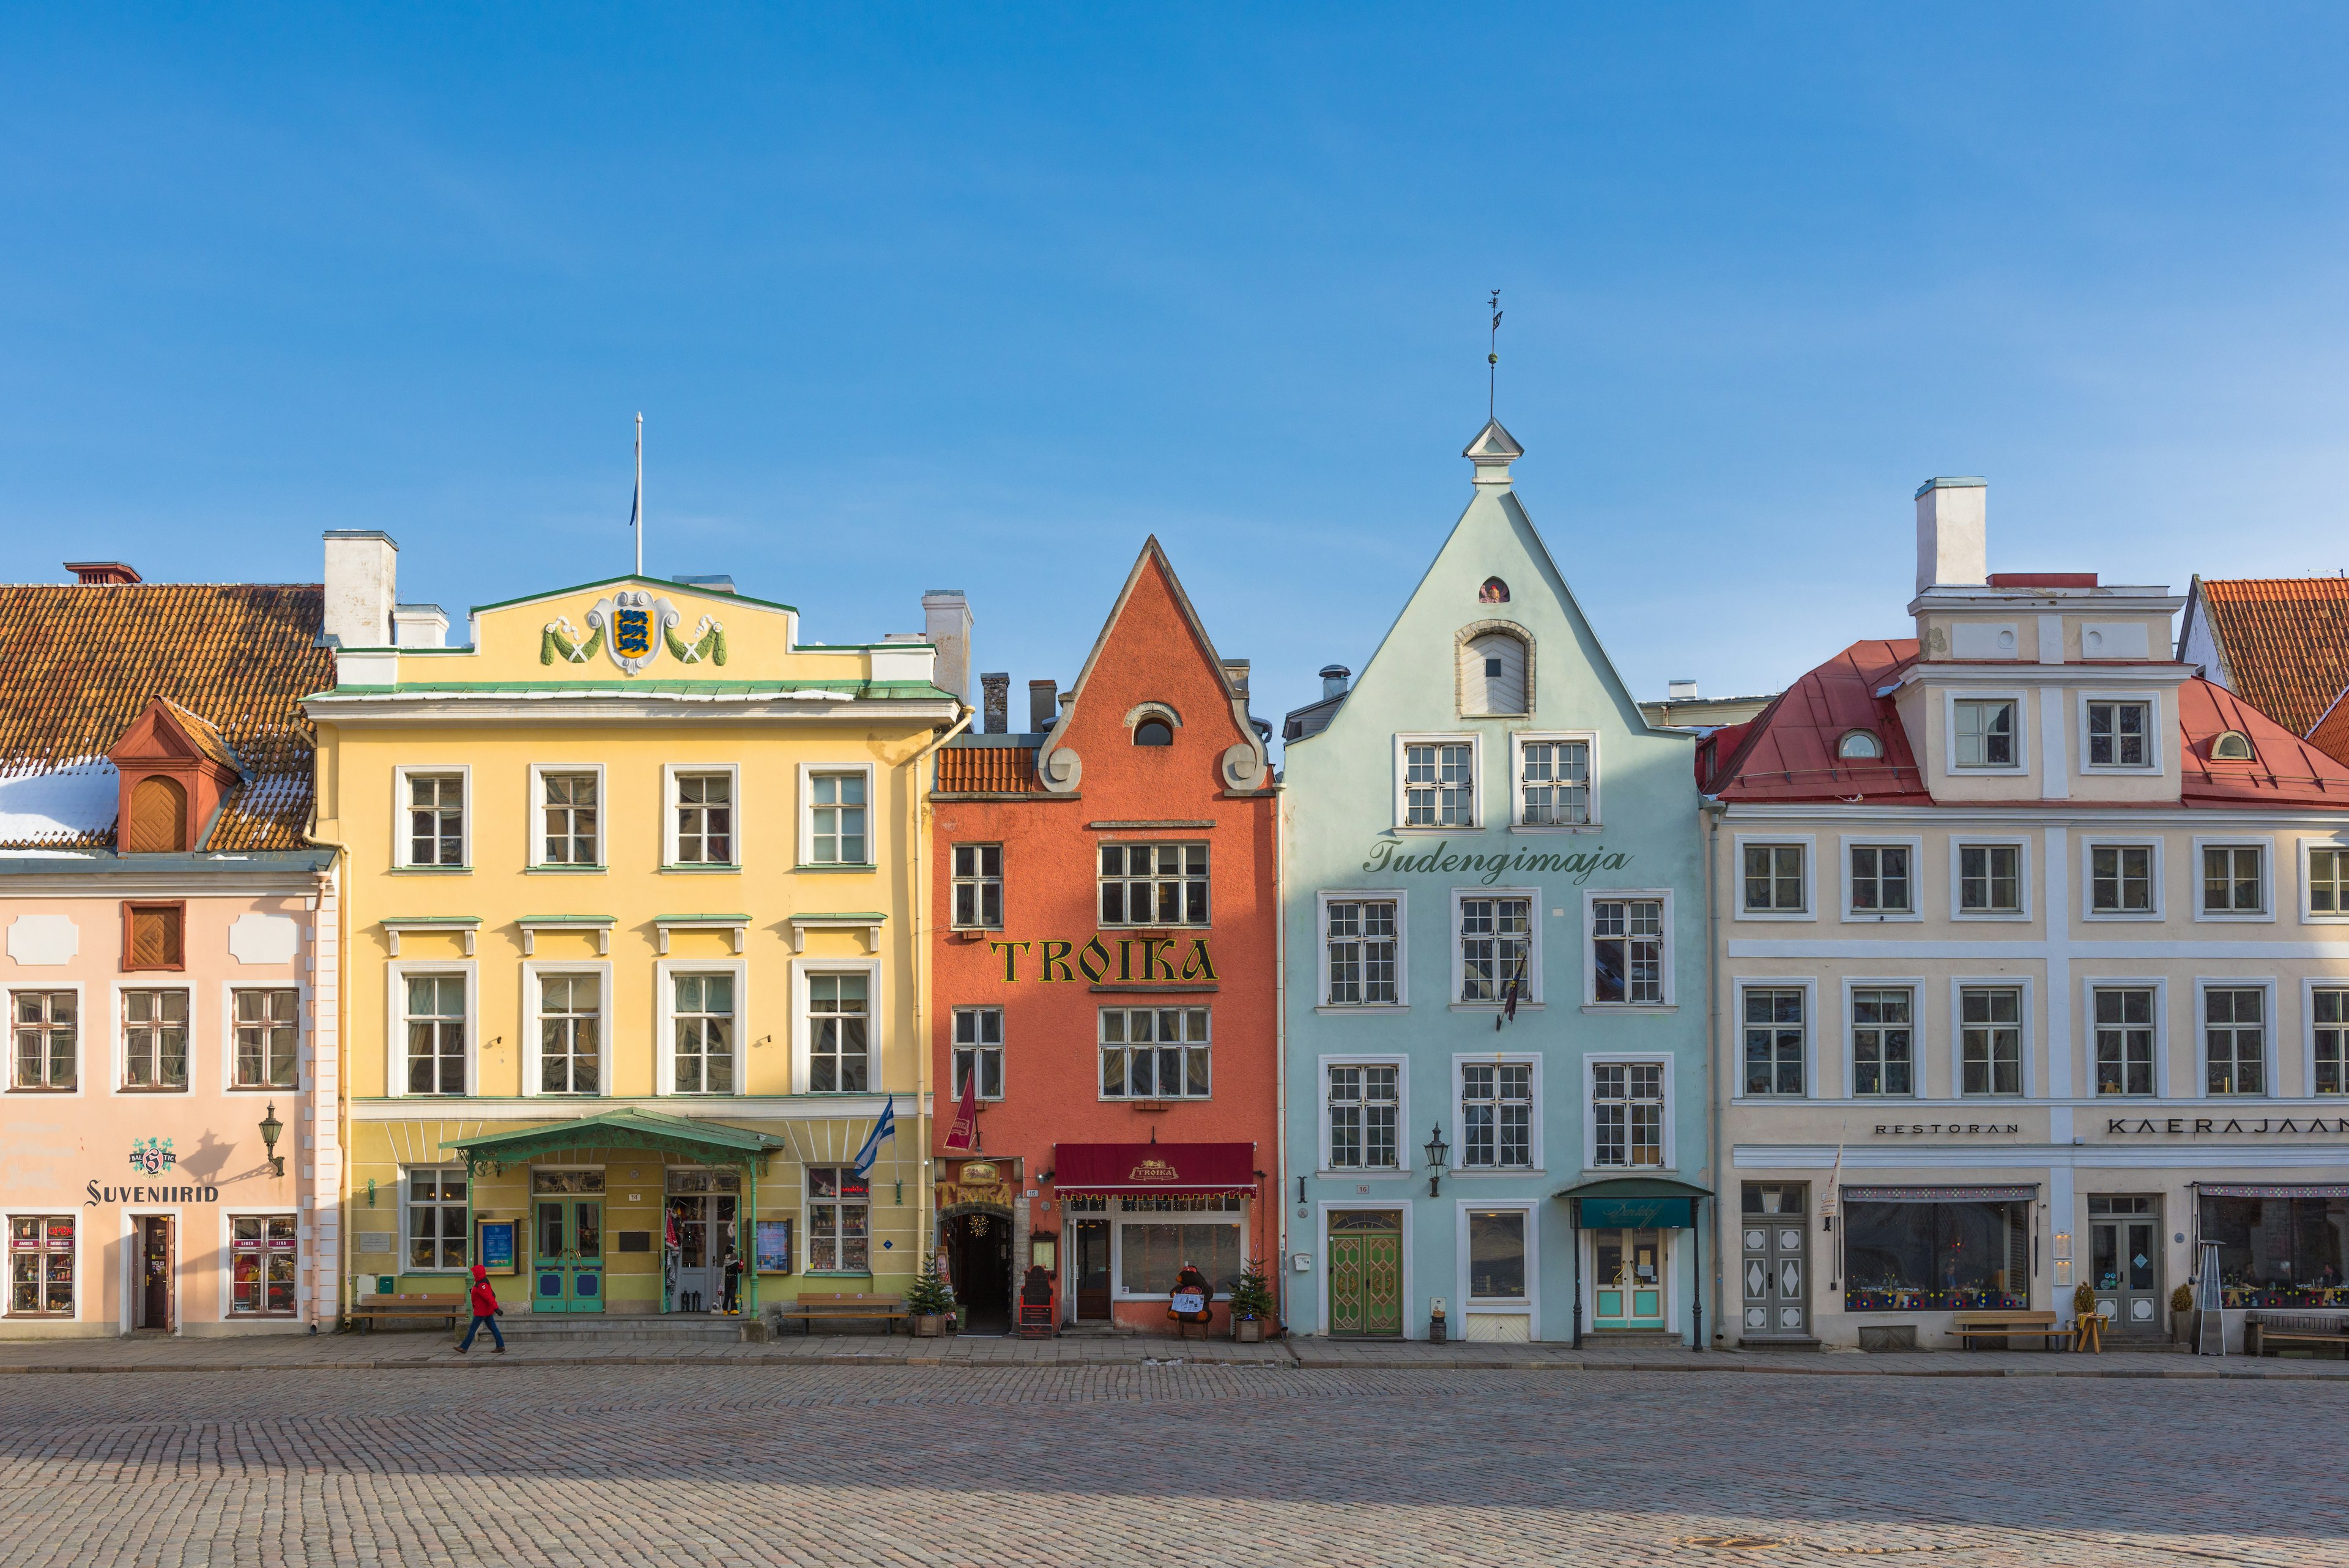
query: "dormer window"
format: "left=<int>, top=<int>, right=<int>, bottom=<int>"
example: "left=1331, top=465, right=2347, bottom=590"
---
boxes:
left=1837, top=730, right=1882, bottom=760
left=2212, top=730, right=2255, bottom=762
left=124, top=776, right=188, bottom=853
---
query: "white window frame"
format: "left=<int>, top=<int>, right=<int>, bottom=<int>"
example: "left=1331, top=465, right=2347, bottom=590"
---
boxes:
left=8, top=981, right=87, bottom=1098
left=217, top=1206, right=303, bottom=1320
left=1582, top=1050, right=1677, bottom=1172
left=384, top=960, right=477, bottom=1099
left=1316, top=1199, right=1415, bottom=1338
left=1839, top=835, right=1923, bottom=924
left=2192, top=836, right=2275, bottom=924
left=398, top=1164, right=473, bottom=1274
left=1733, top=834, right=1816, bottom=921
left=519, top=960, right=612, bottom=1099
left=1949, top=836, right=2032, bottom=922
left=949, top=842, right=1005, bottom=931
left=1450, top=887, right=1542, bottom=1011
left=1108, top=1200, right=1250, bottom=1303
left=526, top=762, right=606, bottom=870
left=109, top=979, right=195, bottom=1097
left=2082, top=975, right=2168, bottom=1099
left=662, top=762, right=741, bottom=869
left=2302, top=976, right=2349, bottom=1097
left=950, top=1004, right=1006, bottom=1102
left=655, top=957, right=749, bottom=1096
left=1450, top=1053, right=1543, bottom=1173
left=1096, top=1002, right=1214, bottom=1101
left=803, top=1164, right=874, bottom=1276
left=1841, top=976, right=1925, bottom=1101
left=2194, top=976, right=2277, bottom=1101
left=1317, top=1053, right=1411, bottom=1175
left=1944, top=688, right=2030, bottom=775
left=1455, top=1197, right=1540, bottom=1331
left=1393, top=732, right=1482, bottom=832
left=219, top=983, right=305, bottom=1095
left=2080, top=836, right=2165, bottom=923
left=1, top=1209, right=83, bottom=1321
left=797, top=761, right=878, bottom=869
left=392, top=764, right=472, bottom=870
left=1732, top=976, right=1814, bottom=1101
left=1948, top=976, right=2032, bottom=1100
left=790, top=957, right=881, bottom=1094
left=1581, top=888, right=1677, bottom=1010
left=2295, top=835, right=2349, bottom=925
left=2077, top=690, right=2164, bottom=776
left=1315, top=889, right=1409, bottom=1011
left=1508, top=731, right=1599, bottom=831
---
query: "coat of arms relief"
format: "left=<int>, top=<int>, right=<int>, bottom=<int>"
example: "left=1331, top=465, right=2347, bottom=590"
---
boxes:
left=541, top=590, right=726, bottom=674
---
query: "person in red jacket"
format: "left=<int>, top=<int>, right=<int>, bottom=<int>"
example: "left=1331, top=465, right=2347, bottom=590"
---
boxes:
left=458, top=1263, right=505, bottom=1354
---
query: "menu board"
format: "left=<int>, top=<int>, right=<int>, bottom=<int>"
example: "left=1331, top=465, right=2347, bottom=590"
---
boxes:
left=477, top=1219, right=519, bottom=1274
left=755, top=1219, right=793, bottom=1274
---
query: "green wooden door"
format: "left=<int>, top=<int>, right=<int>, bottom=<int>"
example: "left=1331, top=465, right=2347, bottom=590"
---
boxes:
left=1593, top=1228, right=1666, bottom=1328
left=533, top=1199, right=604, bottom=1313
left=1327, top=1209, right=1403, bottom=1337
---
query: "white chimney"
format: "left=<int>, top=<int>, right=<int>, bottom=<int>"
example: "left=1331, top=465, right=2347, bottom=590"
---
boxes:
left=1915, top=478, right=1987, bottom=596
left=1668, top=678, right=1699, bottom=702
left=922, top=589, right=973, bottom=705
left=393, top=603, right=448, bottom=648
left=323, top=530, right=398, bottom=647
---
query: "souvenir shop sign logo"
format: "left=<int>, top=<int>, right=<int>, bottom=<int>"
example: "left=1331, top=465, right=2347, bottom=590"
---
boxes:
left=86, top=1137, right=220, bottom=1206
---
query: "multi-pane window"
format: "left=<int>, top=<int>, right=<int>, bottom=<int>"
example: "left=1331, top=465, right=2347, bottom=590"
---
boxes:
left=806, top=1167, right=870, bottom=1273
left=1326, top=1065, right=1398, bottom=1169
left=1954, top=699, right=2016, bottom=768
left=1461, top=1062, right=1533, bottom=1169
left=1099, top=1006, right=1211, bottom=1099
left=807, top=973, right=870, bottom=1091
left=952, top=1006, right=1003, bottom=1100
left=674, top=773, right=733, bottom=864
left=2086, top=700, right=2151, bottom=767
left=1520, top=740, right=1589, bottom=825
left=537, top=974, right=600, bottom=1095
left=1743, top=845, right=1805, bottom=912
left=1459, top=898, right=1530, bottom=1003
left=808, top=771, right=868, bottom=864
left=231, top=988, right=299, bottom=1090
left=1743, top=990, right=1805, bottom=1095
left=540, top=771, right=599, bottom=864
left=1592, top=899, right=1664, bottom=1005
left=2091, top=845, right=2154, bottom=914
left=1403, top=742, right=1475, bottom=827
left=8, top=1217, right=73, bottom=1315
left=1099, top=844, right=1208, bottom=926
left=1960, top=987, right=2023, bottom=1096
left=122, top=989, right=189, bottom=1091
left=952, top=844, right=1003, bottom=928
left=2094, top=987, right=2156, bottom=1096
left=2202, top=845, right=2265, bottom=914
left=407, top=773, right=464, bottom=866
left=2204, top=987, right=2265, bottom=1096
left=672, top=973, right=735, bottom=1094
left=10, top=992, right=76, bottom=1091
left=2317, top=988, right=2348, bottom=1094
left=404, top=975, right=466, bottom=1096
left=406, top=1169, right=468, bottom=1269
left=1850, top=987, right=1913, bottom=1096
left=1959, top=845, right=2021, bottom=913
left=2312, top=849, right=2349, bottom=915
left=1592, top=1062, right=1664, bottom=1167
left=1849, top=845, right=1911, bottom=915
left=230, top=1215, right=297, bottom=1315
left=1325, top=899, right=1398, bottom=1005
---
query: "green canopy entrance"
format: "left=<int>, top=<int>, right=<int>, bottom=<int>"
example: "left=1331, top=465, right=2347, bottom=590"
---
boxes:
left=1553, top=1175, right=1716, bottom=1352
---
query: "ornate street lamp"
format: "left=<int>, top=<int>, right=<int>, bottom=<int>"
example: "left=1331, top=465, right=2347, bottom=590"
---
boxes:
left=1423, top=1124, right=1449, bottom=1198
left=259, top=1102, right=285, bottom=1177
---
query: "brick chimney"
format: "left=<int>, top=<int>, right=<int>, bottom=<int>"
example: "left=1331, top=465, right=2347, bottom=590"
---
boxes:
left=979, top=673, right=1010, bottom=735
left=65, top=562, right=141, bottom=585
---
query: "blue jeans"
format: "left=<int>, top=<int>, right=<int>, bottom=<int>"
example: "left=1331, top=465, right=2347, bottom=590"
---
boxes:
left=459, top=1312, right=504, bottom=1351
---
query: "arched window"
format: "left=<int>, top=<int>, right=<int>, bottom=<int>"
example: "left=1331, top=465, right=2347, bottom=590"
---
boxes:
left=1460, top=630, right=1529, bottom=716
left=1134, top=719, right=1174, bottom=747
left=2211, top=730, right=2255, bottom=761
left=1479, top=577, right=1511, bottom=604
left=1837, top=730, right=1883, bottom=760
left=125, top=775, right=187, bottom=853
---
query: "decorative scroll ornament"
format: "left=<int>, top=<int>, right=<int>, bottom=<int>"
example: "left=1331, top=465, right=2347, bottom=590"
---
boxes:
left=664, top=612, right=727, bottom=666
left=540, top=615, right=601, bottom=666
left=587, top=591, right=680, bottom=675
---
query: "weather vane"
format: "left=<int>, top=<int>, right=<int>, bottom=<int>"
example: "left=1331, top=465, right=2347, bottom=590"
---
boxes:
left=1487, top=289, right=1503, bottom=418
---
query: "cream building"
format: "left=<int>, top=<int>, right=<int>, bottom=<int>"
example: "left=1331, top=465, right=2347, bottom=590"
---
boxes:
left=1703, top=480, right=2349, bottom=1352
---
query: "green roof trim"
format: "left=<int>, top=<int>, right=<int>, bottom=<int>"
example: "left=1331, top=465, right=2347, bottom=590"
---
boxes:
left=516, top=915, right=616, bottom=925
left=382, top=915, right=482, bottom=926
left=1551, top=1176, right=1715, bottom=1202
left=793, top=911, right=888, bottom=921
left=466, top=574, right=801, bottom=617
left=444, top=1105, right=788, bottom=1172
left=655, top=912, right=753, bottom=922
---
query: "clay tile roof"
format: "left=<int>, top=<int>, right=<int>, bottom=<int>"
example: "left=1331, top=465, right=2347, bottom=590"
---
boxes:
left=0, top=583, right=330, bottom=850
left=2194, top=576, right=2349, bottom=740
left=1704, top=640, right=1931, bottom=803
left=2310, top=688, right=2349, bottom=772
left=935, top=745, right=1036, bottom=795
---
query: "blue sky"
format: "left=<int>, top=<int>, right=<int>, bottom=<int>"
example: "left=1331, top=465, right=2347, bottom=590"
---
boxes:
left=6, top=6, right=2347, bottom=731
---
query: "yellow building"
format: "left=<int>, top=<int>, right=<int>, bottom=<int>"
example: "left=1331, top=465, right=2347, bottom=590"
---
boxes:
left=306, top=532, right=968, bottom=1325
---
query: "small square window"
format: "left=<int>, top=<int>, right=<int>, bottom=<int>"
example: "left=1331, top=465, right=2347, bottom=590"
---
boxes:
left=2202, top=845, right=2265, bottom=915
left=1742, top=845, right=1805, bottom=913
left=124, top=903, right=184, bottom=970
left=1849, top=845, right=1911, bottom=915
left=1958, top=845, right=2021, bottom=914
left=2086, top=701, right=2151, bottom=768
left=2090, top=845, right=2154, bottom=914
left=1954, top=699, right=2017, bottom=768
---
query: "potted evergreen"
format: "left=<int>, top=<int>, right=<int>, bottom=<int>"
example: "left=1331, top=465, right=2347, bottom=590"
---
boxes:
left=2171, top=1284, right=2197, bottom=1347
left=1228, top=1261, right=1275, bottom=1342
left=906, top=1259, right=956, bottom=1338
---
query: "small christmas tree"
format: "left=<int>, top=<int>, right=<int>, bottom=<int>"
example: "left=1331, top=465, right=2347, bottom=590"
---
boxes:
left=905, top=1257, right=957, bottom=1317
left=1228, top=1261, right=1275, bottom=1321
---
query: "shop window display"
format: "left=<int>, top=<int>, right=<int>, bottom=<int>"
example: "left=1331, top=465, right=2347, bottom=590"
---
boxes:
left=1842, top=1197, right=2030, bottom=1312
left=2199, top=1194, right=2349, bottom=1307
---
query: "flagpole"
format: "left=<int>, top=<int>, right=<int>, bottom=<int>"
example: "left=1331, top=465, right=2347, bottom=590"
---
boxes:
left=634, top=412, right=644, bottom=578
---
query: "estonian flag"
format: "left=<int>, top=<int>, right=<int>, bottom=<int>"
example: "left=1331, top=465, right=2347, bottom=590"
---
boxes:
left=852, top=1099, right=897, bottom=1181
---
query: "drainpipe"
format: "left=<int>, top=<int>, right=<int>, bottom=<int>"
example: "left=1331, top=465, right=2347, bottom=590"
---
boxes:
left=905, top=702, right=974, bottom=1296
left=1702, top=795, right=1727, bottom=1351
left=1271, top=779, right=1288, bottom=1333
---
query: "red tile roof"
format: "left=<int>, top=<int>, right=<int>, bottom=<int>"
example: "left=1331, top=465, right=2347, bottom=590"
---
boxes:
left=2192, top=576, right=2349, bottom=741
left=0, top=583, right=329, bottom=850
left=935, top=745, right=1037, bottom=795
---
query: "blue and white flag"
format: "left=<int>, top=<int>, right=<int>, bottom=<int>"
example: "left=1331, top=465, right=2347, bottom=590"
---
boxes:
left=852, top=1099, right=897, bottom=1181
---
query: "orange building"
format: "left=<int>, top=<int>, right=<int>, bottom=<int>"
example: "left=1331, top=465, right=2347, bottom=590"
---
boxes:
left=927, top=540, right=1278, bottom=1336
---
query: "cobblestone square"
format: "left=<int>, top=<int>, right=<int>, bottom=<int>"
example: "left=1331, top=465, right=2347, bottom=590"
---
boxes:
left=0, top=1361, right=2338, bottom=1567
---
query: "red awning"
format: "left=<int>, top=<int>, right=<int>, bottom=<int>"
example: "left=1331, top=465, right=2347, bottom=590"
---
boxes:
left=1052, top=1142, right=1257, bottom=1197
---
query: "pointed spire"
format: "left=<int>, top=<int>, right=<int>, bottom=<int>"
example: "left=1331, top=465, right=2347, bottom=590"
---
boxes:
left=1463, top=418, right=1523, bottom=485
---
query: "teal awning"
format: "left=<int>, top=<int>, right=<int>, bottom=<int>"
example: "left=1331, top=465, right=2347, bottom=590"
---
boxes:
left=444, top=1106, right=786, bottom=1172
left=1554, top=1175, right=1713, bottom=1229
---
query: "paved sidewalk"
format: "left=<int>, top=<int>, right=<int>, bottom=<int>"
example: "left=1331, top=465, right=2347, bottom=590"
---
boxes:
left=4, top=1326, right=2344, bottom=1378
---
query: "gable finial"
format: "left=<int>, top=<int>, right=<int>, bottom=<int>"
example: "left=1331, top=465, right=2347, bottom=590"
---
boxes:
left=1487, top=289, right=1502, bottom=419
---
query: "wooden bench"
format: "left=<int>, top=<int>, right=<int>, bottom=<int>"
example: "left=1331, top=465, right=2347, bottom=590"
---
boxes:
left=349, top=1293, right=466, bottom=1332
left=770, top=1291, right=907, bottom=1335
left=1946, top=1309, right=2066, bottom=1350
left=2245, top=1312, right=2349, bottom=1357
